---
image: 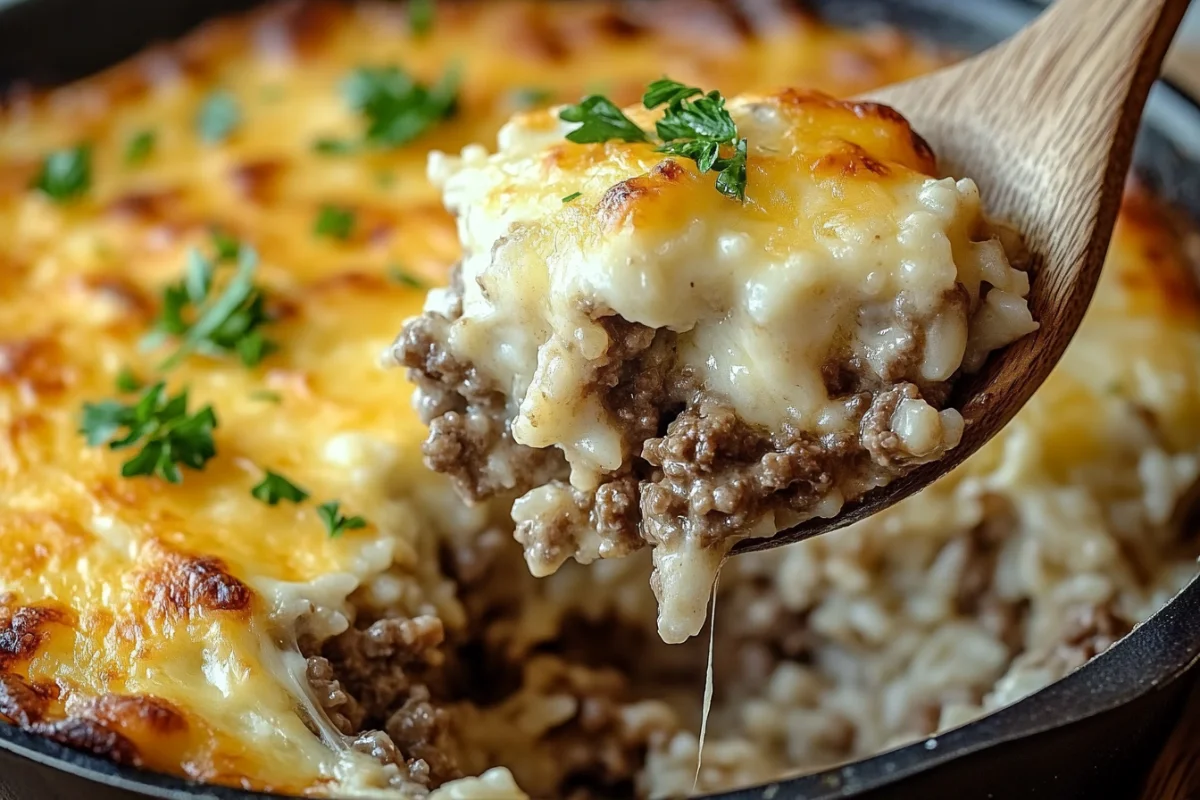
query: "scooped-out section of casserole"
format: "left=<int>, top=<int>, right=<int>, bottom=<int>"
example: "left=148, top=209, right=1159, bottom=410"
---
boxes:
left=0, top=2, right=1195, bottom=799
left=396, top=86, right=1036, bottom=643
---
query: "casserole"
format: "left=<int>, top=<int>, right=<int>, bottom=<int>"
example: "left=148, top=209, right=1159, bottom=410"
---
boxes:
left=0, top=0, right=1197, bottom=798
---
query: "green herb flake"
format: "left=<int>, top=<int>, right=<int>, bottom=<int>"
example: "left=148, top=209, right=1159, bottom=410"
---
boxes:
left=124, top=130, right=157, bottom=165
left=148, top=236, right=277, bottom=369
left=210, top=230, right=242, bottom=262
left=318, top=500, right=368, bottom=538
left=80, top=382, right=218, bottom=484
left=33, top=145, right=92, bottom=202
left=251, top=470, right=310, bottom=506
left=341, top=64, right=459, bottom=148
left=196, top=90, right=241, bottom=144
left=313, top=137, right=359, bottom=156
left=314, top=205, right=356, bottom=241
left=642, top=78, right=703, bottom=110
left=387, top=266, right=426, bottom=289
left=250, top=389, right=283, bottom=403
left=558, top=95, right=648, bottom=144
left=115, top=366, right=143, bottom=393
left=562, top=191, right=582, bottom=203
left=408, top=0, right=435, bottom=37
left=714, top=137, right=748, bottom=202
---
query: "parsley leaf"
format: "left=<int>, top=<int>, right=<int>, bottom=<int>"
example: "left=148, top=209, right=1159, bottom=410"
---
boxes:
left=318, top=501, right=368, bottom=538
left=314, top=205, right=356, bottom=240
left=562, top=192, right=582, bottom=203
left=148, top=236, right=277, bottom=369
left=642, top=78, right=702, bottom=109
left=124, top=130, right=156, bottom=165
left=408, top=0, right=435, bottom=37
left=559, top=96, right=648, bottom=144
left=313, top=137, right=359, bottom=155
left=251, top=470, right=310, bottom=505
left=658, top=138, right=722, bottom=173
left=341, top=65, right=459, bottom=148
left=387, top=265, right=425, bottom=289
left=33, top=145, right=91, bottom=202
left=196, top=91, right=241, bottom=144
left=80, top=382, right=218, bottom=484
left=115, top=366, right=143, bottom=393
left=655, top=89, right=736, bottom=143
left=714, top=138, right=749, bottom=202
left=210, top=230, right=242, bottom=261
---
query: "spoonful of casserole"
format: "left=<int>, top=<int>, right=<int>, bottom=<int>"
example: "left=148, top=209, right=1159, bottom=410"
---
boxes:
left=393, top=0, right=1190, bottom=643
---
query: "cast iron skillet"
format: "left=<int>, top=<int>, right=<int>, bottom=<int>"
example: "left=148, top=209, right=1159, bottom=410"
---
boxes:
left=0, top=0, right=1197, bottom=798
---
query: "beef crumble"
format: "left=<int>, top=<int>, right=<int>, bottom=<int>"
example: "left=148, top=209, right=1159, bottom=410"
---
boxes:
left=397, top=267, right=569, bottom=503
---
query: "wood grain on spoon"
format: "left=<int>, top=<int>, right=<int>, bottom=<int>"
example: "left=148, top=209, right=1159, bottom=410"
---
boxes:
left=736, top=0, right=1193, bottom=554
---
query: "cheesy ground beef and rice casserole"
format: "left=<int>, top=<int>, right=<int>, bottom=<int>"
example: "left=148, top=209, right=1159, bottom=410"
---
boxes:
left=0, top=2, right=1196, bottom=799
left=398, top=87, right=1036, bottom=643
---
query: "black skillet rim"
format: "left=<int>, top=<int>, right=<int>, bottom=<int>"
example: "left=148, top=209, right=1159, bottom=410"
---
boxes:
left=0, top=0, right=1198, bottom=797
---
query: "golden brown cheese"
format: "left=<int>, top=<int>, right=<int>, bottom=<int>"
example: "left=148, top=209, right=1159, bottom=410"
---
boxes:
left=0, top=0, right=1188, bottom=795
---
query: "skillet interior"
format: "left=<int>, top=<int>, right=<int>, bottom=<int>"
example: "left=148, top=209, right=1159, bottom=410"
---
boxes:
left=0, top=0, right=1196, bottom=798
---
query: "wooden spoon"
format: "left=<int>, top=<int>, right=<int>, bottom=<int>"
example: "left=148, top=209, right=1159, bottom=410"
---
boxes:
left=736, top=0, right=1193, bottom=554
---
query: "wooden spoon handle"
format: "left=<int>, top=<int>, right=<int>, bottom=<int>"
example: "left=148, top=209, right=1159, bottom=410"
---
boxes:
left=986, top=0, right=1192, bottom=208
left=961, top=0, right=1193, bottom=338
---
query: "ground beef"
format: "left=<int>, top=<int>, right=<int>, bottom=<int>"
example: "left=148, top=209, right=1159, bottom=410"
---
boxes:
left=591, top=317, right=678, bottom=450
left=641, top=400, right=856, bottom=550
left=306, top=655, right=365, bottom=735
left=394, top=265, right=568, bottom=502
left=304, top=614, right=460, bottom=790
left=396, top=272, right=958, bottom=575
left=861, top=382, right=922, bottom=468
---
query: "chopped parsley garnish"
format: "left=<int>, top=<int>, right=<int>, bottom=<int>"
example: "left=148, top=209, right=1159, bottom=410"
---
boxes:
left=33, top=145, right=91, bottom=202
left=210, top=230, right=242, bottom=261
left=713, top=137, right=748, bottom=202
left=146, top=235, right=276, bottom=369
left=408, top=0, right=435, bottom=37
left=642, top=78, right=702, bottom=109
left=251, top=470, right=310, bottom=505
left=250, top=389, right=283, bottom=403
left=115, top=366, right=143, bottom=393
left=340, top=64, right=459, bottom=148
left=196, top=90, right=241, bottom=144
left=562, top=192, right=582, bottom=203
left=314, top=205, right=356, bottom=240
left=318, top=500, right=368, bottom=538
left=387, top=265, right=425, bottom=289
left=559, top=96, right=647, bottom=144
left=313, top=137, right=359, bottom=156
left=558, top=78, right=750, bottom=200
left=511, top=86, right=554, bottom=110
left=124, top=130, right=157, bottom=165
left=80, top=382, right=218, bottom=484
